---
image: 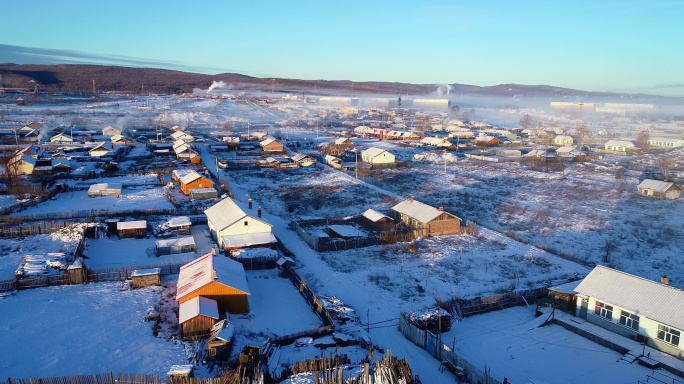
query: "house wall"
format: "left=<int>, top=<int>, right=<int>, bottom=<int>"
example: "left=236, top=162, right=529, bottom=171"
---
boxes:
left=362, top=151, right=395, bottom=164
left=212, top=218, right=272, bottom=248
left=638, top=188, right=682, bottom=200
left=427, top=214, right=461, bottom=236
left=131, top=274, right=161, bottom=289
left=118, top=227, right=147, bottom=239
left=181, top=177, right=214, bottom=195
left=262, top=142, right=284, bottom=152
left=182, top=315, right=217, bottom=339
left=576, top=296, right=684, bottom=360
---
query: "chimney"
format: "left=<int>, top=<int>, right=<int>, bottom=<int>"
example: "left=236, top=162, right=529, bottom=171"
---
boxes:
left=409, top=195, right=414, bottom=202
left=212, top=269, right=217, bottom=280
left=258, top=206, right=262, bottom=217
left=248, top=198, right=253, bottom=209
left=439, top=203, right=444, bottom=211
left=661, top=275, right=669, bottom=285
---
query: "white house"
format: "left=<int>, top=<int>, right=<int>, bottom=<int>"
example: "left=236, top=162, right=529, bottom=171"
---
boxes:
left=604, top=140, right=635, bottom=152
left=554, top=135, right=574, bottom=146
left=49, top=133, right=76, bottom=143
left=574, top=266, right=684, bottom=359
left=89, top=142, right=116, bottom=157
left=637, top=179, right=681, bottom=199
left=204, top=198, right=276, bottom=251
left=647, top=138, right=684, bottom=148
left=361, top=147, right=395, bottom=165
left=420, top=137, right=452, bottom=147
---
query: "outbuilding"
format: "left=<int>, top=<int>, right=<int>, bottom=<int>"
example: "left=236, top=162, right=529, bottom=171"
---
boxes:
left=176, top=252, right=250, bottom=314
left=361, top=147, right=395, bottom=165
left=156, top=236, right=197, bottom=256
left=391, top=198, right=461, bottom=237
left=190, top=187, right=218, bottom=200
left=117, top=220, right=147, bottom=239
left=131, top=268, right=161, bottom=289
left=178, top=296, right=219, bottom=339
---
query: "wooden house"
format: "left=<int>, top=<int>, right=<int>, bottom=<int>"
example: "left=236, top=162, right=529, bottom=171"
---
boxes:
left=205, top=198, right=277, bottom=252
left=361, top=147, right=395, bottom=165
left=178, top=296, right=219, bottom=339
left=131, top=268, right=161, bottom=289
left=474, top=135, right=500, bottom=147
left=87, top=183, right=122, bottom=197
left=179, top=171, right=214, bottom=195
left=421, top=137, right=453, bottom=148
left=575, top=266, right=684, bottom=360
left=176, top=252, right=250, bottom=314
left=325, top=155, right=342, bottom=169
left=360, top=209, right=394, bottom=232
left=547, top=280, right=580, bottom=313
left=6, top=147, right=37, bottom=175
left=51, top=158, right=71, bottom=174
left=172, top=169, right=195, bottom=182
left=637, top=179, right=681, bottom=199
left=259, top=138, right=284, bottom=153
left=391, top=198, right=461, bottom=237
left=117, top=220, right=147, bottom=239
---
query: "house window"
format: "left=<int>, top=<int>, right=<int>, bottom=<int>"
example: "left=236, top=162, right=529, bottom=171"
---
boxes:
left=657, top=325, right=680, bottom=346
left=619, top=311, right=639, bottom=330
left=244, top=221, right=248, bottom=226
left=594, top=301, right=613, bottom=320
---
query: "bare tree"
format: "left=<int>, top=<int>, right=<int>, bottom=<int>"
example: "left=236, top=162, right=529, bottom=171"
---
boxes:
left=659, top=156, right=676, bottom=181
left=575, top=122, right=590, bottom=146
left=635, top=131, right=650, bottom=150
left=519, top=114, right=534, bottom=130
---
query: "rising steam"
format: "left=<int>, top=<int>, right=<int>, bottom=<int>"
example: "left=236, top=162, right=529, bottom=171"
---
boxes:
left=207, top=81, right=229, bottom=93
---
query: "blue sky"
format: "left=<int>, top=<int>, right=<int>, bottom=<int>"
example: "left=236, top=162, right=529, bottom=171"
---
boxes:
left=2, top=0, right=683, bottom=96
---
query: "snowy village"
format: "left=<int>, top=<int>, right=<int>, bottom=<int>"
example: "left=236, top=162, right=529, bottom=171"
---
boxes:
left=0, top=84, right=683, bottom=384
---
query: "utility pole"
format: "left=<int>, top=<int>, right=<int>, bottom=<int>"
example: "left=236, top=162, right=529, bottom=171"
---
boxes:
left=92, top=80, right=96, bottom=94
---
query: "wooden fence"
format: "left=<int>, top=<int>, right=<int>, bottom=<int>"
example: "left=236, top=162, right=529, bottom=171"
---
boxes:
left=399, top=315, right=503, bottom=384
left=1, top=371, right=263, bottom=384
left=1, top=207, right=205, bottom=224
left=283, top=266, right=335, bottom=328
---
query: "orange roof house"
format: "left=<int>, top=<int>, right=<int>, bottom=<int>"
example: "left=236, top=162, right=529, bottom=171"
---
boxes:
left=176, top=253, right=250, bottom=314
left=179, top=170, right=214, bottom=195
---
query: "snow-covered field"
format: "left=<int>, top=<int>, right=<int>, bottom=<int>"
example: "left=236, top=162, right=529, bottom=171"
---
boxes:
left=1, top=94, right=684, bottom=382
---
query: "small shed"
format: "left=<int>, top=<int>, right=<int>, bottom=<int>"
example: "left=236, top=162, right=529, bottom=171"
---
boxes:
left=361, top=208, right=395, bottom=232
left=67, top=257, right=87, bottom=284
left=117, top=220, right=147, bottom=239
left=131, top=268, right=161, bottom=289
left=190, top=187, right=218, bottom=200
left=547, top=280, right=581, bottom=312
left=179, top=296, right=219, bottom=339
left=88, top=183, right=122, bottom=197
left=167, top=216, right=192, bottom=232
left=291, top=153, right=317, bottom=167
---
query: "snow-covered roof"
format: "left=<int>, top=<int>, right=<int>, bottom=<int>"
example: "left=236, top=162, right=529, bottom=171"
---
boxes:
left=361, top=147, right=388, bottom=158
left=637, top=179, right=679, bottom=193
left=327, top=225, right=364, bottom=238
left=167, top=216, right=191, bottom=228
left=575, top=265, right=684, bottom=330
left=117, top=220, right=147, bottom=230
left=392, top=199, right=456, bottom=223
left=421, top=137, right=450, bottom=146
left=291, top=153, right=313, bottom=162
left=362, top=209, right=391, bottom=223
left=605, top=140, right=634, bottom=147
left=221, top=232, right=277, bottom=249
left=172, top=169, right=194, bottom=179
left=325, top=155, right=340, bottom=162
left=334, top=137, right=352, bottom=145
left=179, top=170, right=203, bottom=184
left=205, top=197, right=264, bottom=232
left=260, top=138, right=276, bottom=146
left=155, top=236, right=195, bottom=248
left=190, top=187, right=217, bottom=194
left=178, top=296, right=219, bottom=324
left=177, top=253, right=250, bottom=301
left=131, top=268, right=160, bottom=277
left=88, top=183, right=122, bottom=192
left=173, top=139, right=187, bottom=150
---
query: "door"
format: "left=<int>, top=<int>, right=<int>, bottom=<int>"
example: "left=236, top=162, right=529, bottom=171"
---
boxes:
left=579, top=298, right=588, bottom=319
left=426, top=331, right=438, bottom=357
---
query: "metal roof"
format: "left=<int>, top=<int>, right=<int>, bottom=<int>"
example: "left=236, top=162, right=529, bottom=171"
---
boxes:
left=362, top=209, right=391, bottom=223
left=204, top=197, right=260, bottom=232
left=179, top=170, right=203, bottom=185
left=575, top=265, right=684, bottom=330
left=361, top=147, right=389, bottom=158
left=637, top=179, right=679, bottom=193
left=176, top=252, right=250, bottom=302
left=116, top=220, right=146, bottom=230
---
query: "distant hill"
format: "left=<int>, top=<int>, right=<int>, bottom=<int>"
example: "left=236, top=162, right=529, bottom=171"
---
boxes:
left=0, top=63, right=655, bottom=98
